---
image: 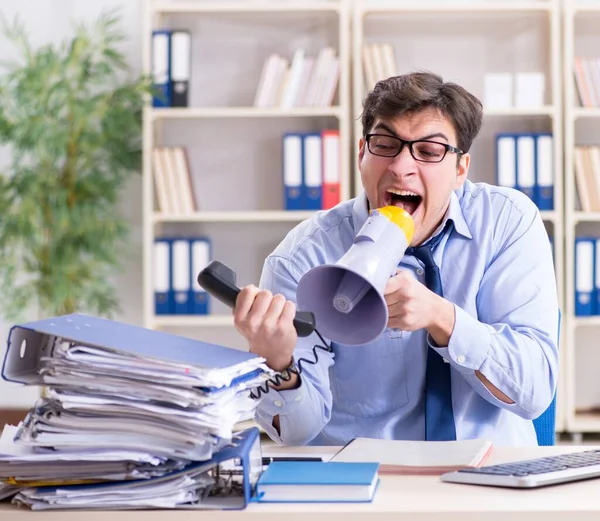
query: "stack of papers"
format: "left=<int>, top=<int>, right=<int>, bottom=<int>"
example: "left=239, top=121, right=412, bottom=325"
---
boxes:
left=12, top=465, right=216, bottom=510
left=3, top=427, right=262, bottom=511
left=0, top=482, right=19, bottom=501
left=330, top=437, right=493, bottom=475
left=0, top=313, right=272, bottom=509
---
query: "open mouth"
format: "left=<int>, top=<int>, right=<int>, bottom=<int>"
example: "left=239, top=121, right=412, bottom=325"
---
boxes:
left=385, top=189, right=422, bottom=216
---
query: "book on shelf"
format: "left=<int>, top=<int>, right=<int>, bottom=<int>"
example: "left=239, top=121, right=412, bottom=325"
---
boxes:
left=363, top=42, right=397, bottom=92
left=253, top=47, right=340, bottom=108
left=574, top=56, right=600, bottom=108
left=574, top=145, right=600, bottom=212
left=152, top=146, right=197, bottom=215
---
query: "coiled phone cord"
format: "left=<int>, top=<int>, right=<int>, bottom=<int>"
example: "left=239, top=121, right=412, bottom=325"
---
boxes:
left=249, top=329, right=332, bottom=400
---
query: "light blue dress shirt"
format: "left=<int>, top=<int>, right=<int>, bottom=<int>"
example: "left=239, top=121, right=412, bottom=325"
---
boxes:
left=255, top=180, right=559, bottom=447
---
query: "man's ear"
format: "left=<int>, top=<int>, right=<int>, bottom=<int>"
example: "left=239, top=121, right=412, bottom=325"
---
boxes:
left=455, top=153, right=470, bottom=189
left=358, top=137, right=366, bottom=164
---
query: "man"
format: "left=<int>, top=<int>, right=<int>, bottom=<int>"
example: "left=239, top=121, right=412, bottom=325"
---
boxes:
left=233, top=71, right=558, bottom=447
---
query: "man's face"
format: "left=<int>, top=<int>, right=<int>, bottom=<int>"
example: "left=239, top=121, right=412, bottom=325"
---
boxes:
left=358, top=107, right=471, bottom=246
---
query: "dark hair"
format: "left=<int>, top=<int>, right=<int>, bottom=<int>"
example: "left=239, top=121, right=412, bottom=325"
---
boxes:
left=361, top=71, right=483, bottom=153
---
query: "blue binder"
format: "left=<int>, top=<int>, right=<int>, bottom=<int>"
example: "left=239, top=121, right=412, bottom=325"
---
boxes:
left=2, top=314, right=264, bottom=388
left=535, top=133, right=554, bottom=211
left=151, top=30, right=172, bottom=107
left=283, top=133, right=304, bottom=210
left=154, top=238, right=172, bottom=315
left=16, top=427, right=262, bottom=510
left=191, top=237, right=211, bottom=315
left=516, top=134, right=536, bottom=202
left=495, top=134, right=517, bottom=191
left=303, top=133, right=323, bottom=211
left=575, top=237, right=595, bottom=317
left=171, top=238, right=192, bottom=315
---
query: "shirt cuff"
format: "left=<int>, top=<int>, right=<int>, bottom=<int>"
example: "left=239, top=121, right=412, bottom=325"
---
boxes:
left=254, top=379, right=312, bottom=444
left=256, top=379, right=308, bottom=417
left=428, top=304, right=493, bottom=374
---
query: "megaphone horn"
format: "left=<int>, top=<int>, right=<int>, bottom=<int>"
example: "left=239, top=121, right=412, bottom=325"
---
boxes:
left=296, top=206, right=414, bottom=346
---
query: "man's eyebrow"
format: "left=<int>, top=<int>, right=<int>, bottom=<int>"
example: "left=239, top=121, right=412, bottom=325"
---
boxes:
left=371, top=123, right=449, bottom=143
left=372, top=122, right=398, bottom=136
left=420, top=132, right=449, bottom=142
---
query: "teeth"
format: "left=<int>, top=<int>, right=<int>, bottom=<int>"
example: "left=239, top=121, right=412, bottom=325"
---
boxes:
left=387, top=189, right=419, bottom=197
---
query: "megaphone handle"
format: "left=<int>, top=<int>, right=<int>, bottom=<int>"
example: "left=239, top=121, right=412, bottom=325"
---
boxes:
left=197, top=261, right=316, bottom=338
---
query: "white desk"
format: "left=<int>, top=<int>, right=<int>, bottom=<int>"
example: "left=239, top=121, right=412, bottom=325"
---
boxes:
left=2, top=445, right=600, bottom=521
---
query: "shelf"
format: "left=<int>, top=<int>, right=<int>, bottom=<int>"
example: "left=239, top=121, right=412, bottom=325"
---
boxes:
left=151, top=1, right=341, bottom=14
left=570, top=412, right=600, bottom=433
left=153, top=315, right=233, bottom=328
left=571, top=107, right=600, bottom=119
left=360, top=2, right=554, bottom=15
left=573, top=212, right=600, bottom=223
left=153, top=211, right=316, bottom=223
left=483, top=106, right=556, bottom=117
left=540, top=211, right=558, bottom=222
left=574, top=3, right=600, bottom=14
left=572, top=316, right=600, bottom=327
left=148, top=107, right=343, bottom=120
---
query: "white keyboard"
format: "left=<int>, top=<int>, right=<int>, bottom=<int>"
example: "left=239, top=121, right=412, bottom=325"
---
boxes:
left=440, top=449, right=600, bottom=488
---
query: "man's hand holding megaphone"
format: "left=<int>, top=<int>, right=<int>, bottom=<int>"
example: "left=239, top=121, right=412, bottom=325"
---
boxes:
left=232, top=205, right=434, bottom=374
left=384, top=268, right=455, bottom=347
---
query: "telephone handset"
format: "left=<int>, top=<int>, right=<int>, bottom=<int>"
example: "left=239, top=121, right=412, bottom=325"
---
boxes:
left=196, top=261, right=316, bottom=337
left=196, top=261, right=332, bottom=399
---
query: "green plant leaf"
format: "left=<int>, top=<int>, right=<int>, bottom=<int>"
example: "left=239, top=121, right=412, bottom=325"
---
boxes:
left=0, top=8, right=153, bottom=320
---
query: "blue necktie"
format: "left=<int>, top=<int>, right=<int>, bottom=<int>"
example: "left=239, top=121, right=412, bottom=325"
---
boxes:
left=405, top=223, right=456, bottom=441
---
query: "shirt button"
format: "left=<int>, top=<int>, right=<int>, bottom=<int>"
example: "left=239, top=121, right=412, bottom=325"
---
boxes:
left=417, top=268, right=424, bottom=276
left=273, top=400, right=283, bottom=407
left=294, top=396, right=302, bottom=402
left=457, top=355, right=466, bottom=363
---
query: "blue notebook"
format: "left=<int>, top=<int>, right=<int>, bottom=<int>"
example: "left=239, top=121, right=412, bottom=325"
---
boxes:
left=1, top=313, right=264, bottom=390
left=255, top=461, right=379, bottom=503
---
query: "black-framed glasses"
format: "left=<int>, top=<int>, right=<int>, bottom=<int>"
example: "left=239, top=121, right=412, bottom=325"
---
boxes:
left=365, top=133, right=463, bottom=163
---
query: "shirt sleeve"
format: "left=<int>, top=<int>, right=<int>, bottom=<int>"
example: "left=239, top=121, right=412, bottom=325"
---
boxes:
left=428, top=202, right=559, bottom=421
left=253, top=254, right=335, bottom=445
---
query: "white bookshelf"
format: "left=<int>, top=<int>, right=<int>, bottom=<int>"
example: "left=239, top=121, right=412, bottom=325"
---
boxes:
left=141, top=0, right=352, bottom=348
left=152, top=210, right=316, bottom=223
left=484, top=106, right=556, bottom=117
left=351, top=0, right=565, bottom=433
left=151, top=2, right=343, bottom=14
left=138, top=0, right=584, bottom=437
left=563, top=0, right=600, bottom=434
left=147, top=106, right=344, bottom=120
left=358, top=1, right=554, bottom=13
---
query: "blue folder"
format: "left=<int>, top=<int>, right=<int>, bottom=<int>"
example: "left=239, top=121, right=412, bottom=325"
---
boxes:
left=2, top=313, right=263, bottom=388
left=20, top=427, right=262, bottom=510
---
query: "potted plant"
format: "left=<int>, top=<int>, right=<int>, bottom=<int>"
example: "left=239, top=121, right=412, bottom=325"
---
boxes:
left=0, top=9, right=152, bottom=321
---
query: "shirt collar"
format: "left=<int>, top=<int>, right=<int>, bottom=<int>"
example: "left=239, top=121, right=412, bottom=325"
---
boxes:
left=352, top=190, right=473, bottom=241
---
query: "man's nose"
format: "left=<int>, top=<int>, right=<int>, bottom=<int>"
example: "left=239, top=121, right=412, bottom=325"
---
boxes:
left=389, top=144, right=417, bottom=175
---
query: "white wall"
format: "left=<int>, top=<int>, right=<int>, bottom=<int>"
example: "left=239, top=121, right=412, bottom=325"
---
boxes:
left=0, top=0, right=145, bottom=407
left=0, top=0, right=336, bottom=408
